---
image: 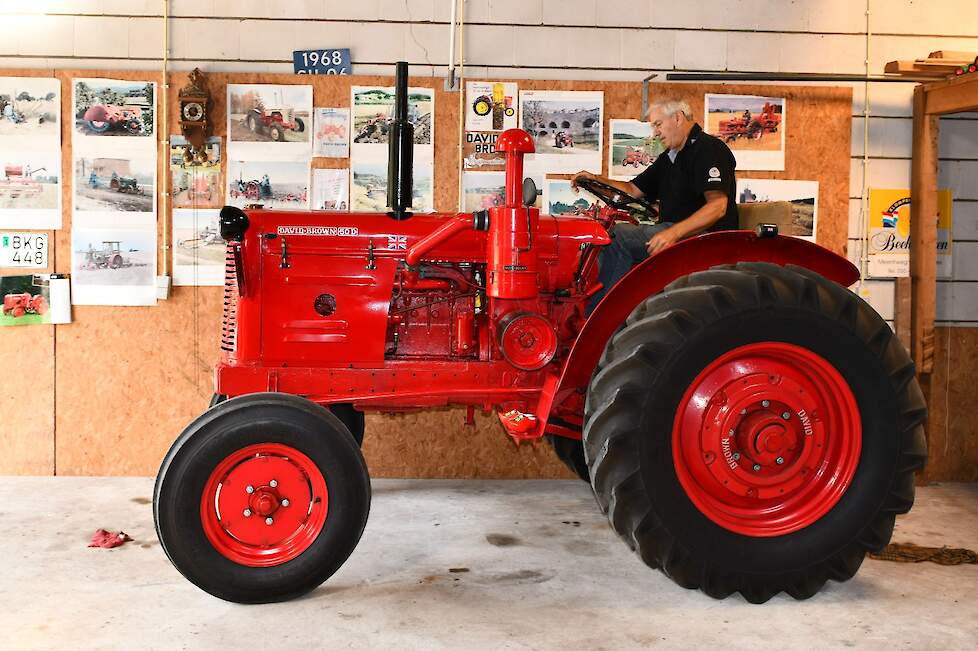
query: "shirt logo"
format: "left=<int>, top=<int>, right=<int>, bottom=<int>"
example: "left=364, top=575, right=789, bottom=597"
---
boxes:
left=387, top=234, right=407, bottom=250
left=708, top=167, right=721, bottom=178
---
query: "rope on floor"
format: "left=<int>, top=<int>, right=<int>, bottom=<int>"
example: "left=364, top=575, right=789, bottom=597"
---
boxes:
left=869, top=542, right=978, bottom=565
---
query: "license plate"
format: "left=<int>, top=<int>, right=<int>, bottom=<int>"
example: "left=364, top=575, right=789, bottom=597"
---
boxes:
left=0, top=232, right=48, bottom=268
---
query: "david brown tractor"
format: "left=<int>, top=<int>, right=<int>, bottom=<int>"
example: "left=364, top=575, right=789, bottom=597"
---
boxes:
left=154, top=63, right=926, bottom=604
left=717, top=102, right=781, bottom=142
left=244, top=102, right=305, bottom=142
left=2, top=292, right=47, bottom=318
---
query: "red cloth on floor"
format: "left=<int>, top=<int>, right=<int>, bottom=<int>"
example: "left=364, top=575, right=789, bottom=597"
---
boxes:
left=88, top=529, right=133, bottom=548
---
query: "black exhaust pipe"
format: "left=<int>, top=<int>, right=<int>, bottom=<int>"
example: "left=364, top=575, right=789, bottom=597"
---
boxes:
left=387, top=61, right=414, bottom=220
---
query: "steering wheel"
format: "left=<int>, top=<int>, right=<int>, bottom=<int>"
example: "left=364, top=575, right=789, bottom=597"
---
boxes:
left=574, top=177, right=659, bottom=222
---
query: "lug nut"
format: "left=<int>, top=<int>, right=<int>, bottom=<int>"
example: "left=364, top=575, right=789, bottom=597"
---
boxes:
left=782, top=411, right=791, bottom=419
left=243, top=509, right=252, bottom=517
left=281, top=499, right=290, bottom=507
left=753, top=464, right=761, bottom=471
left=776, top=457, right=784, bottom=465
left=245, top=485, right=254, bottom=494
left=728, top=429, right=735, bottom=436
left=265, top=517, right=273, bottom=525
left=740, top=409, right=747, bottom=415
left=269, top=480, right=278, bottom=488
left=732, top=453, right=741, bottom=461
left=761, top=400, right=770, bottom=408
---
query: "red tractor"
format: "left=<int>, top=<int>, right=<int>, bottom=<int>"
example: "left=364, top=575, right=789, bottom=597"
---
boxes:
left=2, top=292, right=48, bottom=318
left=717, top=102, right=781, bottom=142
left=554, top=130, right=574, bottom=148
left=154, top=63, right=926, bottom=605
left=244, top=103, right=305, bottom=142
left=622, top=146, right=653, bottom=167
left=81, top=104, right=145, bottom=135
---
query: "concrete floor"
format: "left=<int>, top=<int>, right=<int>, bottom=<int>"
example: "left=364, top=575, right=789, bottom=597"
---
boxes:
left=2, top=478, right=977, bottom=650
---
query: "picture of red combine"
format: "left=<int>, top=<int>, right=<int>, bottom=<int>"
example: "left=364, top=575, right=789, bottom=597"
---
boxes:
left=2, top=292, right=48, bottom=318
left=154, top=63, right=926, bottom=607
left=0, top=164, right=45, bottom=201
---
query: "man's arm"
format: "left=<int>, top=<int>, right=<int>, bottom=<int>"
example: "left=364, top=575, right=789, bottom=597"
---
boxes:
left=571, top=170, right=644, bottom=198
left=645, top=191, right=728, bottom=255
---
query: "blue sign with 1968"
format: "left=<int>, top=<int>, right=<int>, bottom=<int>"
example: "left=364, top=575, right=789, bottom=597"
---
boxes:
left=293, top=49, right=351, bottom=75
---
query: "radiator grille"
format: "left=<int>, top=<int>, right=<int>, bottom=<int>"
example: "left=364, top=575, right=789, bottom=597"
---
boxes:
left=221, top=244, right=239, bottom=352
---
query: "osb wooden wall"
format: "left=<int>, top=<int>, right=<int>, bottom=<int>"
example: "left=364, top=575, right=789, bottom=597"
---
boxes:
left=2, top=70, right=858, bottom=477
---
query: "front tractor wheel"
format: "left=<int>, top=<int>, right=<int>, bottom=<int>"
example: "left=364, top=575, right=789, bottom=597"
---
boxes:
left=584, top=262, right=926, bottom=603
left=153, top=393, right=371, bottom=603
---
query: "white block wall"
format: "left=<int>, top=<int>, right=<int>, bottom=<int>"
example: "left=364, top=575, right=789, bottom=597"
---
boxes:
left=2, top=0, right=977, bottom=323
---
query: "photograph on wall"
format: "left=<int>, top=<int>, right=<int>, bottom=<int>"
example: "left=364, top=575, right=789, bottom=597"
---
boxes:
left=705, top=94, right=785, bottom=171
left=543, top=179, right=601, bottom=216
left=0, top=274, right=51, bottom=326
left=227, top=84, right=312, bottom=161
left=465, top=81, right=517, bottom=132
left=170, top=135, right=222, bottom=209
left=227, top=160, right=310, bottom=210
left=351, top=152, right=433, bottom=213
left=351, top=86, right=433, bottom=146
left=70, top=212, right=156, bottom=305
left=0, top=77, right=60, bottom=144
left=608, top=119, right=665, bottom=180
left=463, top=131, right=506, bottom=170
left=519, top=90, right=603, bottom=174
left=462, top=171, right=505, bottom=212
left=172, top=208, right=223, bottom=286
left=73, top=155, right=156, bottom=213
left=736, top=179, right=817, bottom=241
left=0, top=151, right=62, bottom=229
left=72, top=78, right=155, bottom=140
left=312, top=168, right=349, bottom=211
left=867, top=188, right=953, bottom=279
left=313, top=108, right=350, bottom=158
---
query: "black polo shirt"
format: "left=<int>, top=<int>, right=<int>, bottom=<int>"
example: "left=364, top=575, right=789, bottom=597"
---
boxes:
left=632, top=123, right=739, bottom=232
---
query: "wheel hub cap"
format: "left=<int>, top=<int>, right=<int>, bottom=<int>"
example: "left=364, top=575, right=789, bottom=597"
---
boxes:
left=200, top=443, right=328, bottom=566
left=673, top=342, right=861, bottom=537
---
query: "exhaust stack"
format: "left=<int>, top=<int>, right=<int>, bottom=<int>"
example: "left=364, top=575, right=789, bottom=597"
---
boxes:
left=387, top=61, right=414, bottom=220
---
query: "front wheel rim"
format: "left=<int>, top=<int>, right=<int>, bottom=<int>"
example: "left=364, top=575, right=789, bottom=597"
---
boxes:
left=672, top=342, right=861, bottom=537
left=200, top=442, right=329, bottom=566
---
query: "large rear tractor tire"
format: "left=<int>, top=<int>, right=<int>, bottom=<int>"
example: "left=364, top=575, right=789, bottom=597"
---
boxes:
left=154, top=392, right=371, bottom=603
left=584, top=262, right=926, bottom=603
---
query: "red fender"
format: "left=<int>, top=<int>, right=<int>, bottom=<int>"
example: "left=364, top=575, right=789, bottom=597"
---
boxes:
left=83, top=105, right=109, bottom=122
left=538, top=230, right=859, bottom=431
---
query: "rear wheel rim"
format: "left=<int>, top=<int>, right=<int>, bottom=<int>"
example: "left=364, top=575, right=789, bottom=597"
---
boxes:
left=200, top=442, right=329, bottom=566
left=672, top=342, right=861, bottom=537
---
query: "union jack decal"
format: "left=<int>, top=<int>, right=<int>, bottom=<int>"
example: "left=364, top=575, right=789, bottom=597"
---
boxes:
left=387, top=235, right=407, bottom=250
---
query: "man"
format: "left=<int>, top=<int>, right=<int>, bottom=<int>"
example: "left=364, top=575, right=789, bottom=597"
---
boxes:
left=573, top=99, right=739, bottom=311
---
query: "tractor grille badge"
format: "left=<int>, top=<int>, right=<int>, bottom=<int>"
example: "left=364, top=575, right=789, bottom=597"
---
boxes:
left=314, top=293, right=336, bottom=317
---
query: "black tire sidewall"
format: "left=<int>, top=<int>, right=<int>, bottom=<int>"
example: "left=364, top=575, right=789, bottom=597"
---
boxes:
left=638, top=306, right=901, bottom=576
left=156, top=398, right=370, bottom=603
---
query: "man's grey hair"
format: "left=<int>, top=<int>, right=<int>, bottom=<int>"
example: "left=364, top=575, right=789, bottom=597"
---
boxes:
left=648, top=100, right=693, bottom=120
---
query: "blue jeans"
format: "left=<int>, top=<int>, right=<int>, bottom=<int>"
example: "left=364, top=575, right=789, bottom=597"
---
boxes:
left=587, top=222, right=673, bottom=314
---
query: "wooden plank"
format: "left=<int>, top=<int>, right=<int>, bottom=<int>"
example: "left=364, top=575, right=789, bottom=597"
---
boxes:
left=910, top=85, right=939, bottom=376
left=893, top=277, right=912, bottom=352
left=884, top=60, right=952, bottom=77
left=928, top=50, right=978, bottom=61
left=925, top=74, right=978, bottom=115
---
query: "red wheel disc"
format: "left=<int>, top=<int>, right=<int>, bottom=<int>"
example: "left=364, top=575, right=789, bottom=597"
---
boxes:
left=672, top=342, right=861, bottom=537
left=200, top=443, right=328, bottom=566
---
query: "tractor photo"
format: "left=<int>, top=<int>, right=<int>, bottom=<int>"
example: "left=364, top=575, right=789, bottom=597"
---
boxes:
left=83, top=241, right=130, bottom=269
left=717, top=102, right=782, bottom=143
left=81, top=104, right=145, bottom=135
left=154, top=63, right=926, bottom=605
left=2, top=292, right=47, bottom=318
left=622, top=146, right=653, bottom=167
left=110, top=172, right=142, bottom=195
left=554, top=130, right=574, bottom=148
left=244, top=103, right=305, bottom=142
left=0, top=165, right=45, bottom=200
